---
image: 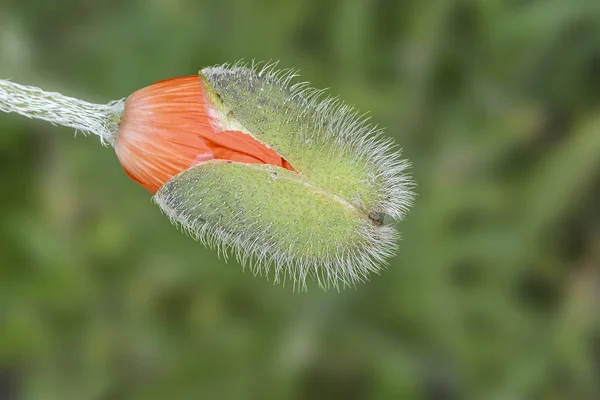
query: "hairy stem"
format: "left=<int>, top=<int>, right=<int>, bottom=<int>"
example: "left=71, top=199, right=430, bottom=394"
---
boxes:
left=0, top=79, right=125, bottom=146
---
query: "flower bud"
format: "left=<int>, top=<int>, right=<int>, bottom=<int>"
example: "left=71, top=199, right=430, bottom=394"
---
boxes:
left=115, top=64, right=414, bottom=289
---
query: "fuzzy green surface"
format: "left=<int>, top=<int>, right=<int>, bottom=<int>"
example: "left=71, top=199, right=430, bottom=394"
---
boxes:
left=200, top=67, right=391, bottom=217
left=154, top=161, right=396, bottom=288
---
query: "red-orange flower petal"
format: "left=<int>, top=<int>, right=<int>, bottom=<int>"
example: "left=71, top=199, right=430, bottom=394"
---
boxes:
left=115, top=76, right=293, bottom=193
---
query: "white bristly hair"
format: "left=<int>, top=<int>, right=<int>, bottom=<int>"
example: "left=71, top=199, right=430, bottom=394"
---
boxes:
left=0, top=79, right=124, bottom=146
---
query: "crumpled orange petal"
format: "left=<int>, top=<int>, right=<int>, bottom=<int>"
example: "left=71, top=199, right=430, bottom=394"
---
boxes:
left=115, top=76, right=293, bottom=193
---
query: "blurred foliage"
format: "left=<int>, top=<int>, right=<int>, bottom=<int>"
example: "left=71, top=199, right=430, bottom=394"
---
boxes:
left=1, top=0, right=600, bottom=399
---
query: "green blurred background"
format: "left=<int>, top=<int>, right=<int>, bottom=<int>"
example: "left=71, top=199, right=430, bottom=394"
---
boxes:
left=1, top=0, right=600, bottom=399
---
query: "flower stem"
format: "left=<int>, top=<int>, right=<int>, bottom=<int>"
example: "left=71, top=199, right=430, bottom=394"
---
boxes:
left=0, top=79, right=124, bottom=146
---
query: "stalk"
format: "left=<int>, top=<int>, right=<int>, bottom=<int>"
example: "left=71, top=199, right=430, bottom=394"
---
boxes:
left=0, top=79, right=124, bottom=146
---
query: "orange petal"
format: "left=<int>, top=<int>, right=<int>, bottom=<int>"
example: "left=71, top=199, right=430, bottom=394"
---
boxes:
left=115, top=76, right=294, bottom=194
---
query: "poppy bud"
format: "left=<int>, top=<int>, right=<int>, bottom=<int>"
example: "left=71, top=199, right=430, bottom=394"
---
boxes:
left=1, top=64, right=413, bottom=289
left=113, top=64, right=414, bottom=289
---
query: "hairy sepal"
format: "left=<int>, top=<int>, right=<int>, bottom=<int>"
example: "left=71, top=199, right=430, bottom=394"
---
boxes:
left=200, top=63, right=414, bottom=220
left=154, top=161, right=398, bottom=290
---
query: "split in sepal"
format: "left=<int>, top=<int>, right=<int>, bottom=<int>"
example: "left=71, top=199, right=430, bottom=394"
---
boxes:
left=115, top=63, right=414, bottom=290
